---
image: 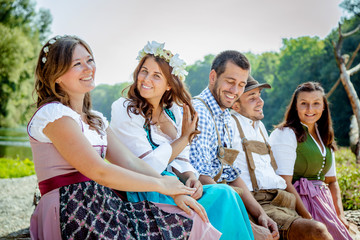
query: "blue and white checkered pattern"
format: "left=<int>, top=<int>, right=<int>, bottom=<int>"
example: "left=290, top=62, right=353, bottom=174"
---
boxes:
left=190, top=87, right=241, bottom=182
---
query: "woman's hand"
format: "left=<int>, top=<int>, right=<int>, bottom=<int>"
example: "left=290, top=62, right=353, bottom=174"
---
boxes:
left=338, top=214, right=350, bottom=229
left=185, top=177, right=203, bottom=200
left=158, top=175, right=196, bottom=196
left=172, top=195, right=209, bottom=223
left=181, top=104, right=198, bottom=139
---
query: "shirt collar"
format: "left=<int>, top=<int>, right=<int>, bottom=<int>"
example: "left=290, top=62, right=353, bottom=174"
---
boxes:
left=199, top=87, right=231, bottom=123
left=231, top=110, right=259, bottom=130
left=300, top=122, right=318, bottom=131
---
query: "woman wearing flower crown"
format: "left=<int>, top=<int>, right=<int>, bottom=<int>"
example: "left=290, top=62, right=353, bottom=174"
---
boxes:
left=111, top=41, right=254, bottom=240
left=28, top=35, right=221, bottom=240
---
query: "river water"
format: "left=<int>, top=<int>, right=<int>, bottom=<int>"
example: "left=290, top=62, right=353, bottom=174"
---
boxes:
left=0, top=128, right=32, bottom=160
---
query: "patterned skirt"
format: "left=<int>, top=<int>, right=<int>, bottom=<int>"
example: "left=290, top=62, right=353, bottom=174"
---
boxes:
left=59, top=181, right=193, bottom=240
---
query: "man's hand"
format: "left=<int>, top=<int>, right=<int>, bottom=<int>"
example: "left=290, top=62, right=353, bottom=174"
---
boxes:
left=250, top=221, right=273, bottom=240
left=257, top=213, right=279, bottom=240
left=185, top=177, right=203, bottom=200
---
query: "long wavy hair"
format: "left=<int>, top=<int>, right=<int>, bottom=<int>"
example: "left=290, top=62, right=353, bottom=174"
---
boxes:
left=276, top=81, right=336, bottom=150
left=125, top=54, right=200, bottom=141
left=34, top=35, right=104, bottom=134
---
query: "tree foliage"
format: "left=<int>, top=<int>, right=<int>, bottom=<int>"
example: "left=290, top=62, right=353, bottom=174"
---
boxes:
left=185, top=54, right=214, bottom=96
left=340, top=0, right=360, bottom=18
left=0, top=0, right=52, bottom=127
left=90, top=82, right=130, bottom=121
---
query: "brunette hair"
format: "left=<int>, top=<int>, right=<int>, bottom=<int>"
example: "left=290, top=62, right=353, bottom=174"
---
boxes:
left=125, top=54, right=200, bottom=141
left=34, top=35, right=104, bottom=133
left=211, top=50, right=250, bottom=77
left=276, top=81, right=336, bottom=150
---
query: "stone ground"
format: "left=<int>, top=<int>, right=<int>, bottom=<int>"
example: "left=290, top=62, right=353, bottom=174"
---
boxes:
left=0, top=175, right=359, bottom=239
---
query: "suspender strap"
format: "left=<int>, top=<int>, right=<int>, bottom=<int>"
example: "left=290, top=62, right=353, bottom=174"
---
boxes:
left=259, top=130, right=278, bottom=171
left=231, top=115, right=259, bottom=190
left=231, top=114, right=278, bottom=191
left=194, top=97, right=229, bottom=182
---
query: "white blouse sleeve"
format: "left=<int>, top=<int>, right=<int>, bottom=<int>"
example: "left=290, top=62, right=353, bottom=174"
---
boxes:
left=269, top=127, right=298, bottom=176
left=166, top=105, right=200, bottom=178
left=28, top=102, right=81, bottom=143
left=110, top=98, right=172, bottom=174
left=325, top=150, right=336, bottom=177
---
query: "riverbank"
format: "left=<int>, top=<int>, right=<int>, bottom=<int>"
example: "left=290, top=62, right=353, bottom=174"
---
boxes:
left=0, top=175, right=359, bottom=239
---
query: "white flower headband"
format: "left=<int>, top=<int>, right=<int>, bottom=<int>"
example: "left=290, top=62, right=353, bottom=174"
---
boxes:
left=42, top=35, right=70, bottom=64
left=136, top=41, right=188, bottom=81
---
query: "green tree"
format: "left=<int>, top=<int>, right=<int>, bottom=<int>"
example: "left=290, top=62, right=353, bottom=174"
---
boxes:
left=91, top=82, right=130, bottom=121
left=340, top=0, right=360, bottom=17
left=0, top=0, right=52, bottom=127
left=264, top=37, right=326, bottom=131
left=185, top=54, right=214, bottom=96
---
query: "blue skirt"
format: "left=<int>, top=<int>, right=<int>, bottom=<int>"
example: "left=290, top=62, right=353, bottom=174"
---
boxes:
left=127, top=172, right=254, bottom=240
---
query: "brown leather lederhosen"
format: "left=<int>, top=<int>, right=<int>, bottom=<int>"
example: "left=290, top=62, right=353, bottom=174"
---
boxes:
left=194, top=97, right=241, bottom=192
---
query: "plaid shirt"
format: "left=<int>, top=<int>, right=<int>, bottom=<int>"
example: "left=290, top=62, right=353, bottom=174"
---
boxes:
left=190, top=87, right=241, bottom=182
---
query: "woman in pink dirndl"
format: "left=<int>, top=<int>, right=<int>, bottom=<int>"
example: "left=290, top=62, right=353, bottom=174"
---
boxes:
left=28, top=35, right=221, bottom=240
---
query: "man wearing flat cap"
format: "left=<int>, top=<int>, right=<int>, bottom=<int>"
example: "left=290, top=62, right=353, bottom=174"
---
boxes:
left=230, top=76, right=333, bottom=240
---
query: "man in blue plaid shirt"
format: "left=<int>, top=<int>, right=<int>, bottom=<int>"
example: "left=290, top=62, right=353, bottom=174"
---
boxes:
left=190, top=50, right=279, bottom=239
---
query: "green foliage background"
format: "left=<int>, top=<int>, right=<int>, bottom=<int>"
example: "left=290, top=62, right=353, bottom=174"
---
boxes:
left=0, top=0, right=52, bottom=127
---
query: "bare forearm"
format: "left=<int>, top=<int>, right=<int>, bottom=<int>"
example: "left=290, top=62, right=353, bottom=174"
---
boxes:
left=280, top=175, right=312, bottom=219
left=286, top=182, right=312, bottom=218
left=93, top=162, right=163, bottom=192
left=229, top=177, right=265, bottom=218
left=106, top=129, right=161, bottom=178
left=328, top=181, right=344, bottom=217
left=199, top=175, right=217, bottom=185
left=169, top=136, right=189, bottom=163
left=173, top=169, right=195, bottom=183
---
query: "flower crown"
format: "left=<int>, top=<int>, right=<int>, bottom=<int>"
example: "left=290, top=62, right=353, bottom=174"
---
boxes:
left=42, top=35, right=73, bottom=64
left=136, top=41, right=188, bottom=81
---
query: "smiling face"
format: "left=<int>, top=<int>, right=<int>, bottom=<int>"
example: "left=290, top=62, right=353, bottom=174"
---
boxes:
left=209, top=61, right=248, bottom=110
left=233, top=87, right=264, bottom=121
left=296, top=90, right=324, bottom=128
left=136, top=57, right=170, bottom=106
left=56, top=44, right=96, bottom=98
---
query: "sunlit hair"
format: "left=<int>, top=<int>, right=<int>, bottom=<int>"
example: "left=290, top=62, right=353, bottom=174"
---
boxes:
left=211, top=50, right=250, bottom=77
left=125, top=54, right=200, bottom=141
left=276, top=81, right=336, bottom=150
left=34, top=35, right=104, bottom=134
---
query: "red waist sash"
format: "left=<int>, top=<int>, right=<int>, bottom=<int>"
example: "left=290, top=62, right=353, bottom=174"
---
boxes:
left=39, top=171, right=91, bottom=196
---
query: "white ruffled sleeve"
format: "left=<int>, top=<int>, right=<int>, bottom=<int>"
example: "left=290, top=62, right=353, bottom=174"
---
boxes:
left=325, top=150, right=336, bottom=177
left=28, top=102, right=81, bottom=143
left=269, top=127, right=298, bottom=176
left=166, top=105, right=200, bottom=178
left=110, top=98, right=172, bottom=173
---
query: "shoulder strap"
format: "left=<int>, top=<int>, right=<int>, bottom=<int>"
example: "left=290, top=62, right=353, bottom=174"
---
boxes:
left=193, top=97, right=225, bottom=182
left=259, top=129, right=278, bottom=171
left=193, top=97, right=222, bottom=149
left=231, top=114, right=259, bottom=190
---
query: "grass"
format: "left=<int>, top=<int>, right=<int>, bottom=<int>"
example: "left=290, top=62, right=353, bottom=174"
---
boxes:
left=0, top=157, right=35, bottom=178
left=335, top=148, right=360, bottom=210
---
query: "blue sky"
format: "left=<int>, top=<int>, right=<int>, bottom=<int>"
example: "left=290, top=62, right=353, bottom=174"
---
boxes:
left=35, top=0, right=345, bottom=85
